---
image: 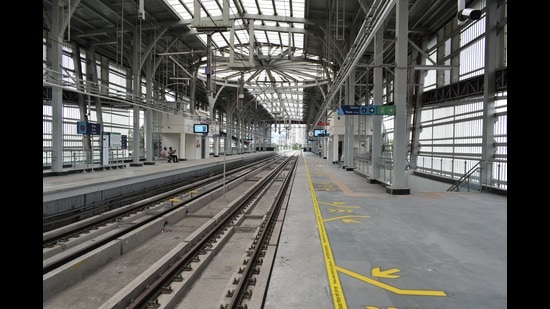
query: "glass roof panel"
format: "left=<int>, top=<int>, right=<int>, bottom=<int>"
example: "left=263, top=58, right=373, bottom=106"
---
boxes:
left=212, top=32, right=227, bottom=48
left=266, top=32, right=280, bottom=43
left=165, top=0, right=319, bottom=122
left=293, top=0, right=305, bottom=17
left=279, top=33, right=289, bottom=45
left=293, top=33, right=304, bottom=49
left=254, top=31, right=268, bottom=44
left=200, top=0, right=221, bottom=16
left=197, top=33, right=207, bottom=45
left=165, top=0, right=193, bottom=20
left=258, top=0, right=275, bottom=15
left=240, top=0, right=258, bottom=14
left=276, top=0, right=291, bottom=16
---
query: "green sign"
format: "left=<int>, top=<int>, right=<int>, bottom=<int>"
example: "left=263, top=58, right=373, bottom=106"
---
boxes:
left=377, top=106, right=396, bottom=115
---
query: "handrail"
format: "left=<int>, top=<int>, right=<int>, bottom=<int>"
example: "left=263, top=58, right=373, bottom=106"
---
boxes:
left=447, top=161, right=481, bottom=192
left=43, top=69, right=264, bottom=136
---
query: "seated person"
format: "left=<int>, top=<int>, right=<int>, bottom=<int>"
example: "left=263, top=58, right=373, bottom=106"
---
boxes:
left=159, top=147, right=168, bottom=160
left=168, top=147, right=178, bottom=162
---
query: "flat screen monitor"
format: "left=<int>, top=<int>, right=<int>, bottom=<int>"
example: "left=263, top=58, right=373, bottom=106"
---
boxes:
left=193, top=124, right=209, bottom=133
left=313, top=129, right=327, bottom=137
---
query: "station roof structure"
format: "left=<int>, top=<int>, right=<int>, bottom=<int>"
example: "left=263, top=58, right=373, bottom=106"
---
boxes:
left=43, top=0, right=463, bottom=128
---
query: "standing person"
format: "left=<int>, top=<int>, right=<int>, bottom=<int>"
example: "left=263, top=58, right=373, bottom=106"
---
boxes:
left=168, top=146, right=178, bottom=163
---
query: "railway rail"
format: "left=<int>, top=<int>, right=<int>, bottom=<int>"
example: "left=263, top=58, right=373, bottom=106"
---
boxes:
left=43, top=155, right=276, bottom=232
left=43, top=155, right=278, bottom=247
left=43, top=152, right=299, bottom=308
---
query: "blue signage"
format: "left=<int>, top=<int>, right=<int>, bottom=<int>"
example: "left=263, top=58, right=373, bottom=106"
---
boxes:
left=359, top=106, right=377, bottom=115
left=89, top=123, right=101, bottom=135
left=338, top=105, right=361, bottom=115
left=337, top=105, right=395, bottom=116
left=76, top=121, right=102, bottom=135
left=77, top=121, right=88, bottom=134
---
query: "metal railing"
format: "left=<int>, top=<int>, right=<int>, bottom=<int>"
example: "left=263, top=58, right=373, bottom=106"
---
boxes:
left=43, top=148, right=133, bottom=172
left=447, top=161, right=481, bottom=192
left=446, top=160, right=507, bottom=192
left=415, top=157, right=507, bottom=191
left=354, top=155, right=507, bottom=192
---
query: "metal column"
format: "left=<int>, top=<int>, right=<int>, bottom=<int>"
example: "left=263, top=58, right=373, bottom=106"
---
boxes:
left=345, top=71, right=355, bottom=171
left=50, top=0, right=64, bottom=173
left=481, top=0, right=499, bottom=188
left=372, top=28, right=383, bottom=181
left=131, top=28, right=143, bottom=166
left=387, top=0, right=410, bottom=194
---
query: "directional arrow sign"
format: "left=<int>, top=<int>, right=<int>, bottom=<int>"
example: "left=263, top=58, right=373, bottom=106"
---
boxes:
left=371, top=267, right=401, bottom=279
left=378, top=105, right=396, bottom=115
left=338, top=105, right=395, bottom=116
left=359, top=106, right=377, bottom=115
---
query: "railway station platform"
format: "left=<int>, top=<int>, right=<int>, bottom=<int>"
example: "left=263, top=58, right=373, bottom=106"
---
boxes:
left=43, top=152, right=275, bottom=220
left=43, top=152, right=272, bottom=195
left=264, top=152, right=507, bottom=309
left=42, top=150, right=507, bottom=308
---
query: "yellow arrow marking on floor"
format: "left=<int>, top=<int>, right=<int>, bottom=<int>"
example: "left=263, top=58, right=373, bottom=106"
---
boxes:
left=324, top=215, right=370, bottom=223
left=372, top=267, right=401, bottom=279
left=336, top=265, right=447, bottom=297
left=365, top=306, right=398, bottom=309
left=328, top=209, right=354, bottom=213
left=319, top=201, right=348, bottom=206
left=319, top=201, right=360, bottom=208
left=342, top=218, right=362, bottom=223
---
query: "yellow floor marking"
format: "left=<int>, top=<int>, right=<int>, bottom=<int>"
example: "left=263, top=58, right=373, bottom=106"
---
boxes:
left=324, top=215, right=370, bottom=223
left=328, top=209, right=354, bottom=213
left=371, top=267, right=400, bottom=279
left=336, top=265, right=447, bottom=296
left=304, top=155, right=348, bottom=309
left=306, top=155, right=446, bottom=303
left=318, top=201, right=360, bottom=208
left=321, top=167, right=368, bottom=196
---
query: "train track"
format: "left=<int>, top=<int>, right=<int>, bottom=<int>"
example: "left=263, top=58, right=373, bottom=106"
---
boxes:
left=42, top=156, right=276, bottom=233
left=43, top=152, right=299, bottom=308
left=43, top=156, right=281, bottom=277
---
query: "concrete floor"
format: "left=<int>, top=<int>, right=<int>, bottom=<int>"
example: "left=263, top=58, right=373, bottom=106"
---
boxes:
left=42, top=151, right=507, bottom=308
left=264, top=152, right=507, bottom=309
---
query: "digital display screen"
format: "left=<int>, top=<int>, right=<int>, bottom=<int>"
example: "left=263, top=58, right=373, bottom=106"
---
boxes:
left=193, top=124, right=209, bottom=133
left=313, top=129, right=328, bottom=137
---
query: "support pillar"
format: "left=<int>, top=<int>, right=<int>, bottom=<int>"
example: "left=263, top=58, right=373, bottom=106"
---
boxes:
left=481, top=0, right=499, bottom=187
left=345, top=71, right=355, bottom=171
left=50, top=0, right=64, bottom=173
left=145, top=56, right=154, bottom=163
left=371, top=27, right=383, bottom=181
left=387, top=0, right=410, bottom=195
left=130, top=29, right=143, bottom=167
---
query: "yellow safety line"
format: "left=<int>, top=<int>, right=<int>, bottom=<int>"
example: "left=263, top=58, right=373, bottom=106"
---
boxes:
left=303, top=155, right=348, bottom=309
